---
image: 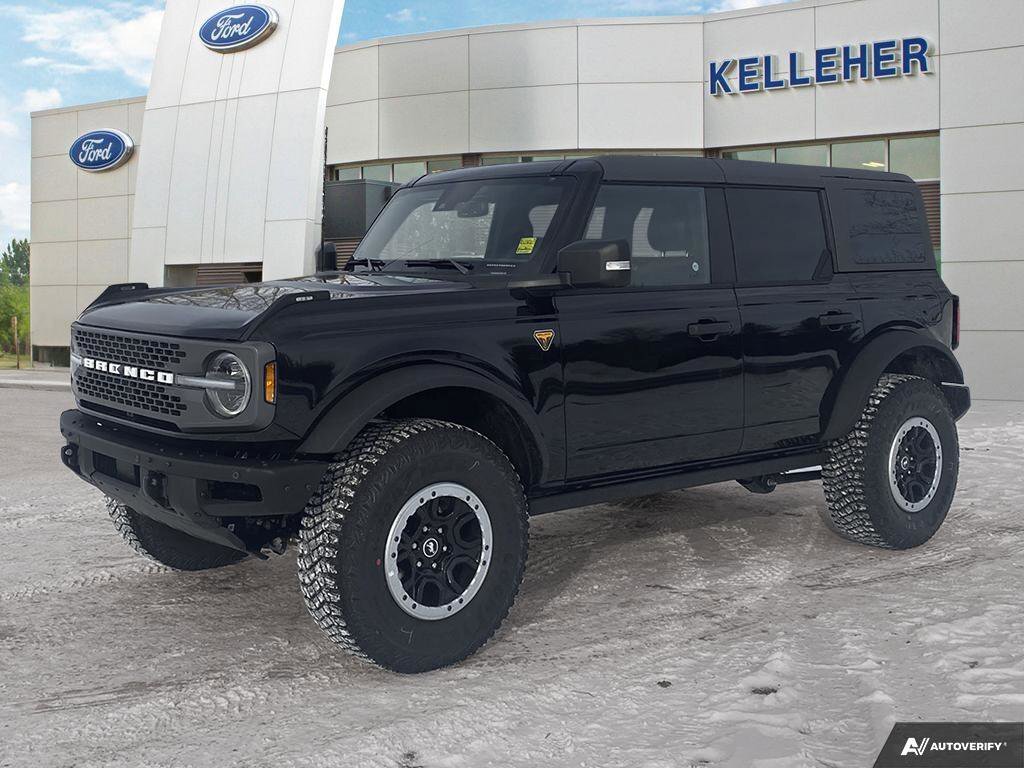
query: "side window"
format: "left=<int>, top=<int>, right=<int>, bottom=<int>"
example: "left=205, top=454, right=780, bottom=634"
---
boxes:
left=584, top=185, right=710, bottom=287
left=843, top=188, right=928, bottom=265
left=727, top=188, right=830, bottom=283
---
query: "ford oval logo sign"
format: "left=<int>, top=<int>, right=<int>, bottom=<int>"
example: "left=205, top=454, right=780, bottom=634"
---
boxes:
left=69, top=130, right=135, bottom=172
left=199, top=5, right=278, bottom=52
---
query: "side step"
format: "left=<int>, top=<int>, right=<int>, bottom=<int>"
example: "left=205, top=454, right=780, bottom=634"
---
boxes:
left=738, top=466, right=822, bottom=494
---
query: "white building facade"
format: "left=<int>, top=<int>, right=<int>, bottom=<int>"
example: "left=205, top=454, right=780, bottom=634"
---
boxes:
left=30, top=0, right=1024, bottom=399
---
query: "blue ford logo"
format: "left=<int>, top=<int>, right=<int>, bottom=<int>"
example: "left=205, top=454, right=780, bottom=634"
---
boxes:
left=69, top=130, right=134, bottom=172
left=199, top=5, right=278, bottom=52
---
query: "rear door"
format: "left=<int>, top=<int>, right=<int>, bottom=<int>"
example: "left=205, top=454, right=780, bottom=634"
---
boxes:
left=726, top=186, right=863, bottom=452
left=557, top=184, right=743, bottom=479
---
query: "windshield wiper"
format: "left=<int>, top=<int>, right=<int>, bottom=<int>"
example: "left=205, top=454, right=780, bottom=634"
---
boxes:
left=348, top=256, right=385, bottom=272
left=403, top=258, right=474, bottom=275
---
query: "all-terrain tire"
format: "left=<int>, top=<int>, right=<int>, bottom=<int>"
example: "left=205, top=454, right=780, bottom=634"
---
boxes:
left=297, top=418, right=529, bottom=673
left=821, top=374, right=959, bottom=549
left=106, top=497, right=248, bottom=570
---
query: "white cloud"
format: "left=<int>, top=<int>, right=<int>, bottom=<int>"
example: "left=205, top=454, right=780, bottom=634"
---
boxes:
left=386, top=8, right=416, bottom=22
left=0, top=182, right=30, bottom=236
left=0, top=119, right=17, bottom=139
left=12, top=3, right=163, bottom=87
left=711, top=0, right=787, bottom=11
left=18, top=87, right=62, bottom=113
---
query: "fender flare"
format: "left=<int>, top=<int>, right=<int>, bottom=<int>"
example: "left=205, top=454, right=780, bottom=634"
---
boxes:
left=821, top=330, right=966, bottom=442
left=297, top=363, right=549, bottom=477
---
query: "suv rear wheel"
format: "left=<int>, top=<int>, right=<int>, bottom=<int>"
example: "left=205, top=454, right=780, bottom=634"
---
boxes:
left=297, top=418, right=529, bottom=673
left=821, top=374, right=959, bottom=549
left=106, top=497, right=248, bottom=570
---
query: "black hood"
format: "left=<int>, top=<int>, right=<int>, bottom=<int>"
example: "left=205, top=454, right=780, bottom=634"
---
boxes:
left=76, top=273, right=470, bottom=340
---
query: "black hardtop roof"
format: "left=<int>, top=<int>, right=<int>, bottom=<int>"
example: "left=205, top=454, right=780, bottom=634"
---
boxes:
left=412, top=154, right=914, bottom=187
left=584, top=155, right=914, bottom=185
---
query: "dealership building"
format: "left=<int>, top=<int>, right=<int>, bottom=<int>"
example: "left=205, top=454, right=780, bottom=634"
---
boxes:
left=29, top=0, right=1023, bottom=399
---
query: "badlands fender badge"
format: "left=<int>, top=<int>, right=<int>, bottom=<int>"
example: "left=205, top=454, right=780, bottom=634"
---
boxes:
left=533, top=329, right=555, bottom=352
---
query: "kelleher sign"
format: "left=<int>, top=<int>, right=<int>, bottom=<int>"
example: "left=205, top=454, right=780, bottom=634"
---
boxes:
left=709, top=37, right=931, bottom=96
left=199, top=4, right=279, bottom=52
left=69, top=130, right=135, bottom=172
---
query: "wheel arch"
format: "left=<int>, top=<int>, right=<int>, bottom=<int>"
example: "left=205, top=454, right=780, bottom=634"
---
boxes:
left=821, top=330, right=968, bottom=442
left=298, top=364, right=548, bottom=489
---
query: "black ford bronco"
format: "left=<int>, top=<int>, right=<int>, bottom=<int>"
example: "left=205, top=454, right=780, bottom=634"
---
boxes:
left=61, top=156, right=969, bottom=672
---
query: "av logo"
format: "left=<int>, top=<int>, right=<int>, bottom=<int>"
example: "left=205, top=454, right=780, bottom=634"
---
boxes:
left=901, top=737, right=930, bottom=756
left=533, top=329, right=555, bottom=352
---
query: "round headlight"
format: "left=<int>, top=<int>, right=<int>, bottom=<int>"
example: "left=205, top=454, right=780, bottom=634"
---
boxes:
left=205, top=352, right=252, bottom=417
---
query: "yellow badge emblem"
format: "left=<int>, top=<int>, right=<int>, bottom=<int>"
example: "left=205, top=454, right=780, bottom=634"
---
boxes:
left=533, top=329, right=555, bottom=352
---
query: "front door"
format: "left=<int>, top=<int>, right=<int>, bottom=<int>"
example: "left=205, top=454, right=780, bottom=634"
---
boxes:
left=558, top=184, right=743, bottom=480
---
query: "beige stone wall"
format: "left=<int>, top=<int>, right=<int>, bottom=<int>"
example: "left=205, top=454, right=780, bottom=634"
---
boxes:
left=29, top=97, right=144, bottom=348
left=938, top=0, right=1024, bottom=400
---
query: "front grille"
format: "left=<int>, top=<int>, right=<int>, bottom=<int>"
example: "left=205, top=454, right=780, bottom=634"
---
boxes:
left=76, top=369, right=188, bottom=418
left=72, top=328, right=187, bottom=368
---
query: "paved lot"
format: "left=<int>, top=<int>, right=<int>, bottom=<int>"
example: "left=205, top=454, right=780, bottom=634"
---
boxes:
left=1, top=388, right=1022, bottom=768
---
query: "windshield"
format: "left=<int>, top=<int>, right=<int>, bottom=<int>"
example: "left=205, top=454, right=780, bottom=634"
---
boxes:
left=354, top=177, right=576, bottom=275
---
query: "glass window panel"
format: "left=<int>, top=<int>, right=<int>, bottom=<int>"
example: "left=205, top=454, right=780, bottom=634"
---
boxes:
left=722, top=148, right=773, bottom=163
left=481, top=155, right=519, bottom=166
left=427, top=158, right=461, bottom=173
left=332, top=166, right=360, bottom=181
left=889, top=135, right=939, bottom=180
left=362, top=164, right=391, bottom=182
left=584, top=185, right=711, bottom=287
left=727, top=188, right=829, bottom=283
left=393, top=161, right=426, bottom=183
left=776, top=144, right=828, bottom=167
left=831, top=140, right=886, bottom=171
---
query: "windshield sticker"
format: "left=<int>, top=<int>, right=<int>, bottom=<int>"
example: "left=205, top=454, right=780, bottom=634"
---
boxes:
left=516, top=237, right=537, bottom=255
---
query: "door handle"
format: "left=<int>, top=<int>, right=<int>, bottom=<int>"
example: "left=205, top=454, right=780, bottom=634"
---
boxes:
left=818, top=312, right=858, bottom=329
left=688, top=320, right=734, bottom=340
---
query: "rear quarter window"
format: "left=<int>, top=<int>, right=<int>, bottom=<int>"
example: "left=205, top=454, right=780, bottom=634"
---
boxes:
left=844, top=188, right=929, bottom=266
left=828, top=180, right=936, bottom=272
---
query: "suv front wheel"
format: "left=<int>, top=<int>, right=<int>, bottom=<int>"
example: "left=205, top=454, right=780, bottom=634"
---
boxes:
left=297, top=418, right=529, bottom=673
left=821, top=374, right=959, bottom=549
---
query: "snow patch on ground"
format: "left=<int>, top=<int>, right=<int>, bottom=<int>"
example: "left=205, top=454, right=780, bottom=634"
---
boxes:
left=1, top=391, right=1022, bottom=768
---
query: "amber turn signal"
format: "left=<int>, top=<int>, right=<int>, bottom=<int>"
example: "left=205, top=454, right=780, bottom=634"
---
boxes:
left=264, top=362, right=277, bottom=404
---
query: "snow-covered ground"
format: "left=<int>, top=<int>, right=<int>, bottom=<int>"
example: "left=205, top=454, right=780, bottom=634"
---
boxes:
left=1, top=388, right=1022, bottom=768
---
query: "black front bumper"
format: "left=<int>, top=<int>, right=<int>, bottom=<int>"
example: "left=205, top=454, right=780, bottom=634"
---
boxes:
left=60, top=409, right=329, bottom=553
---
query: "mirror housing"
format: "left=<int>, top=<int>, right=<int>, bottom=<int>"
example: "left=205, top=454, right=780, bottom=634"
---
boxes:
left=557, top=239, right=631, bottom=289
left=315, top=241, right=337, bottom=273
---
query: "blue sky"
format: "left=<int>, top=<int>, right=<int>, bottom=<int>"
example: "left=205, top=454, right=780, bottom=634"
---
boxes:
left=0, top=0, right=782, bottom=247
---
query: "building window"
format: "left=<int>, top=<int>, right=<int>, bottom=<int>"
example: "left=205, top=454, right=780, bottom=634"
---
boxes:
left=776, top=144, right=828, bottom=166
left=393, top=161, right=427, bottom=183
left=722, top=147, right=773, bottom=163
left=427, top=158, right=461, bottom=173
left=831, top=140, right=886, bottom=171
left=362, top=163, right=392, bottom=182
left=889, top=135, right=939, bottom=180
left=481, top=155, right=519, bottom=166
left=332, top=166, right=360, bottom=181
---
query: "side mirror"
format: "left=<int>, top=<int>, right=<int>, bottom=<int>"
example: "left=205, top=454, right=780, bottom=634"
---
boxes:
left=315, top=241, right=338, bottom=273
left=557, top=239, right=631, bottom=289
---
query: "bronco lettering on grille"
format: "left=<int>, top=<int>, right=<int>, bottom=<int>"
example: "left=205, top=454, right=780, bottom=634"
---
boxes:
left=83, top=357, right=175, bottom=385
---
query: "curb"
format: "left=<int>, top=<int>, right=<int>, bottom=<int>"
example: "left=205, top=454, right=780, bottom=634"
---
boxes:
left=0, top=378, right=72, bottom=392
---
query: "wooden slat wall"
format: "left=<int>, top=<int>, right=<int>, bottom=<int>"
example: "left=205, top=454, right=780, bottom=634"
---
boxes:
left=195, top=263, right=263, bottom=286
left=918, top=181, right=940, bottom=251
left=324, top=237, right=362, bottom=265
